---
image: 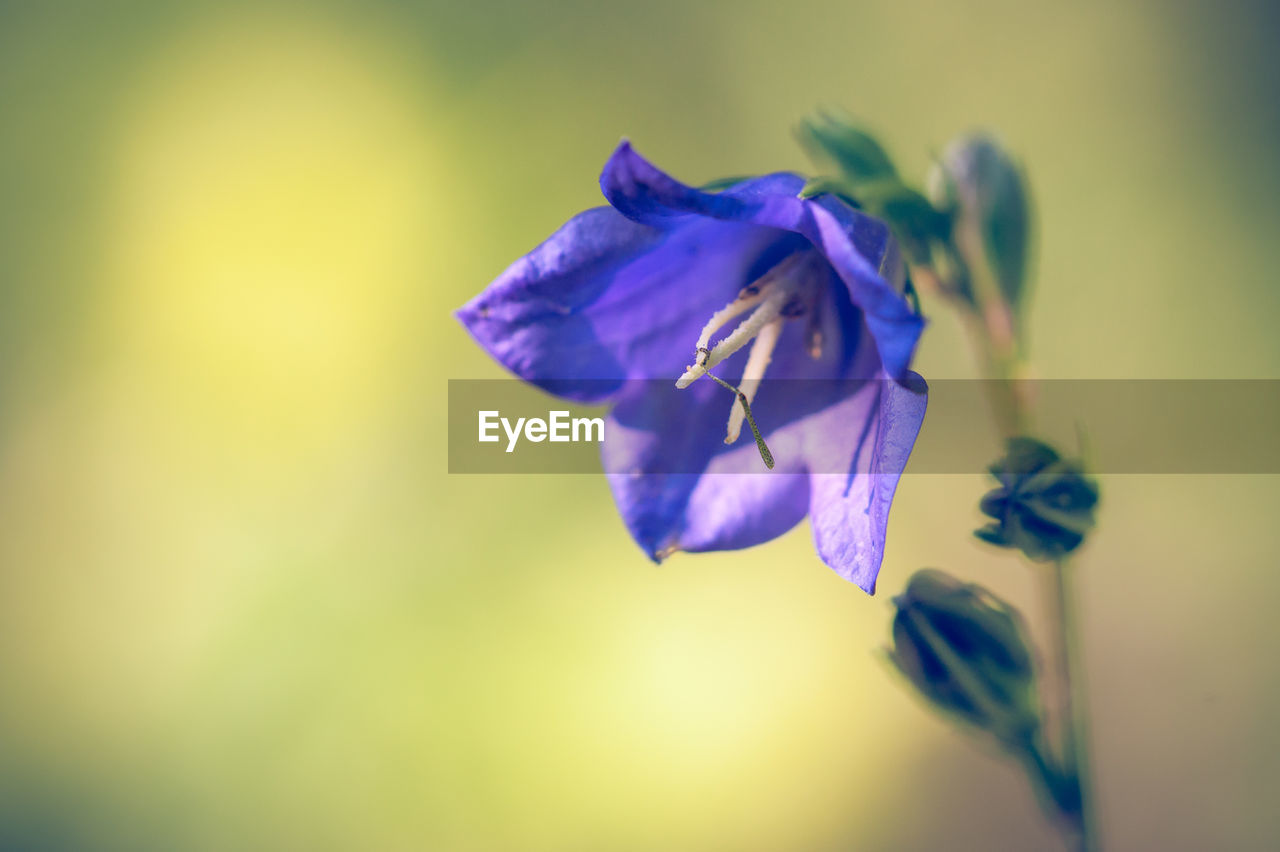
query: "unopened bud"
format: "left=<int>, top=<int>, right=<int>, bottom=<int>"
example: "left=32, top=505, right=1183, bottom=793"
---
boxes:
left=889, top=569, right=1040, bottom=746
left=928, top=134, right=1031, bottom=318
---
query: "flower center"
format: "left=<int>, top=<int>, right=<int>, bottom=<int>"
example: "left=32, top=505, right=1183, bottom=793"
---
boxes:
left=675, top=250, right=827, bottom=460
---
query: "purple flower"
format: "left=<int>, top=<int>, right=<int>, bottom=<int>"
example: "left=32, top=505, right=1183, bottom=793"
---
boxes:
left=457, top=142, right=927, bottom=593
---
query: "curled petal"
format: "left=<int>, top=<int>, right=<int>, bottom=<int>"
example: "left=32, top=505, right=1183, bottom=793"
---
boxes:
left=601, top=141, right=924, bottom=379
left=603, top=378, right=813, bottom=559
left=806, top=372, right=928, bottom=593
left=457, top=196, right=805, bottom=400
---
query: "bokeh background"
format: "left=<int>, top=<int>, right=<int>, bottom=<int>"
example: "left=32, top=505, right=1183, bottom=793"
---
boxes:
left=1, top=1, right=1278, bottom=849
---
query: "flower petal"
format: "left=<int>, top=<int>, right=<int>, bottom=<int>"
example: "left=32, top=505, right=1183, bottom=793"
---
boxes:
left=456, top=200, right=805, bottom=400
left=805, top=372, right=928, bottom=593
left=601, top=141, right=924, bottom=379
left=602, top=378, right=813, bottom=559
left=599, top=318, right=879, bottom=560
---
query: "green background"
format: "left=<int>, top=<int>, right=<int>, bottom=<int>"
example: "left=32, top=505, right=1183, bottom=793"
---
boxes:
left=1, top=1, right=1277, bottom=849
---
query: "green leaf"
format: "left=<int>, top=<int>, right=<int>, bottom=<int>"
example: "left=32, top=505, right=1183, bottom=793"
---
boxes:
left=797, top=111, right=898, bottom=183
left=856, top=179, right=952, bottom=264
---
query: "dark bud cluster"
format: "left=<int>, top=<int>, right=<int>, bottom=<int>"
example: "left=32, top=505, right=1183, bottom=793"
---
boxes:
left=976, top=437, right=1099, bottom=561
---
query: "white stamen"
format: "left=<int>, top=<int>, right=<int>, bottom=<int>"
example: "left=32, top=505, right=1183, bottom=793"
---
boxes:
left=725, top=317, right=783, bottom=443
left=694, top=288, right=769, bottom=354
left=676, top=287, right=788, bottom=388
left=672, top=250, right=824, bottom=470
left=676, top=253, right=817, bottom=388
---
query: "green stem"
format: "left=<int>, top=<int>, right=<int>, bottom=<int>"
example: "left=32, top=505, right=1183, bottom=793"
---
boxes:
left=1045, top=558, right=1096, bottom=851
left=961, top=306, right=1097, bottom=849
left=963, top=311, right=1030, bottom=439
left=1018, top=736, right=1075, bottom=822
left=928, top=205, right=1098, bottom=847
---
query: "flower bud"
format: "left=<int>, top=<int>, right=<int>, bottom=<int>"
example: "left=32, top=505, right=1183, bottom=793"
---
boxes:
left=976, top=437, right=1099, bottom=561
left=889, top=569, right=1040, bottom=746
left=928, top=134, right=1031, bottom=317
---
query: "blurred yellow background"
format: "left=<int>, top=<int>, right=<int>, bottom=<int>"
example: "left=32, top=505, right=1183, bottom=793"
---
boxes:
left=1, top=1, right=1277, bottom=849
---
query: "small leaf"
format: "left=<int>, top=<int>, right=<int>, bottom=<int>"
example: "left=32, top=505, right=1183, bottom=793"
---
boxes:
left=798, top=111, right=898, bottom=183
left=855, top=179, right=952, bottom=264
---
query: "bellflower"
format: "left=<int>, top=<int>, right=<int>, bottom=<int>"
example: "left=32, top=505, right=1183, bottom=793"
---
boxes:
left=457, top=142, right=927, bottom=592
